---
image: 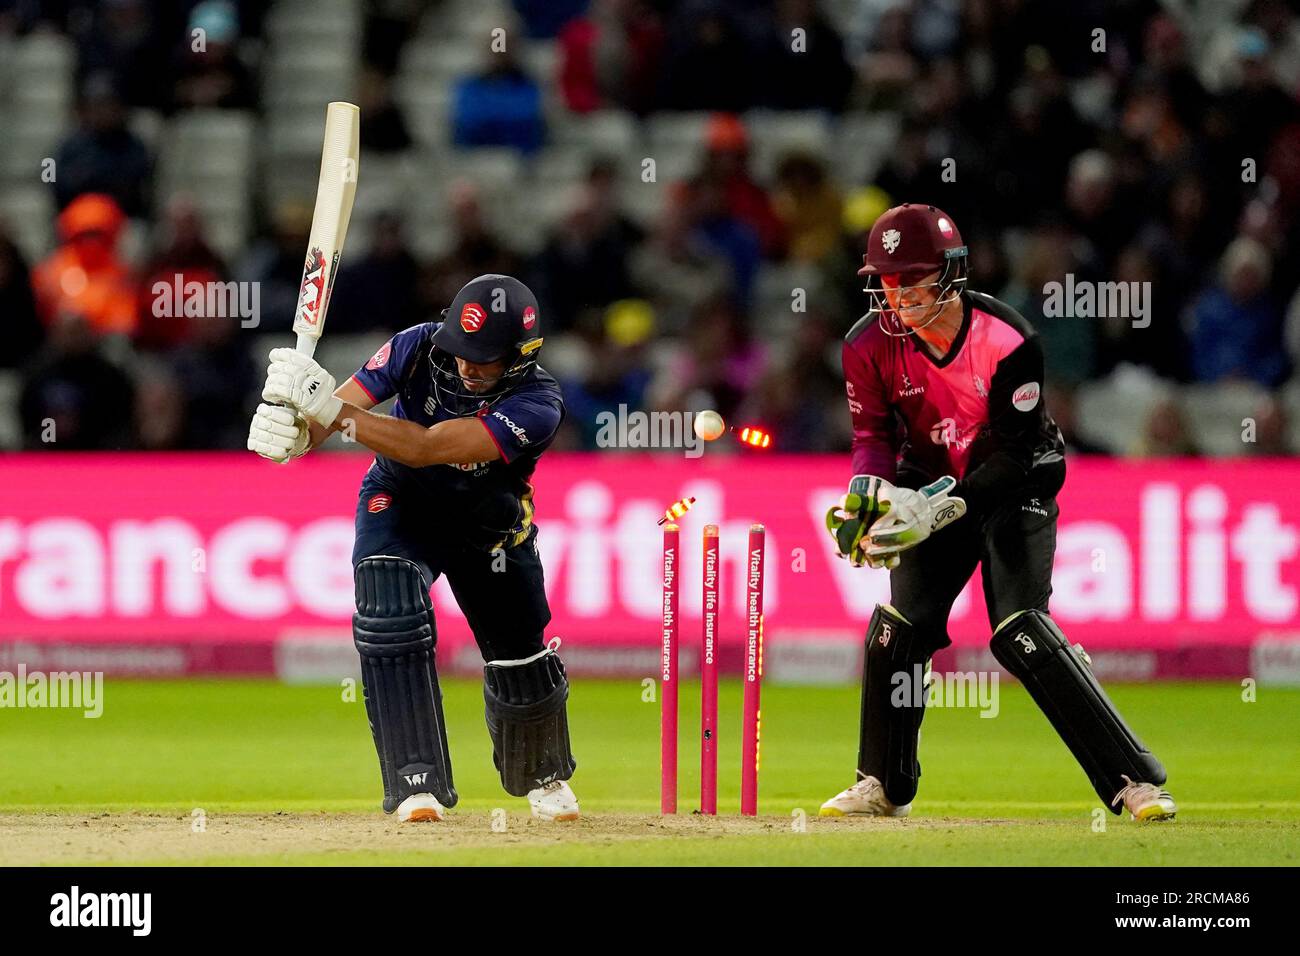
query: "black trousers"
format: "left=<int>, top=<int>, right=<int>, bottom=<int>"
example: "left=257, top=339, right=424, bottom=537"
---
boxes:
left=890, top=491, right=1060, bottom=654
left=352, top=471, right=552, bottom=662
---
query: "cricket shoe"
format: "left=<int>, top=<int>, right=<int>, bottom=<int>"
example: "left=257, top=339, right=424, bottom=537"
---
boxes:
left=819, top=774, right=911, bottom=817
left=528, top=780, right=580, bottom=821
left=1112, top=775, right=1177, bottom=822
left=396, top=793, right=447, bottom=823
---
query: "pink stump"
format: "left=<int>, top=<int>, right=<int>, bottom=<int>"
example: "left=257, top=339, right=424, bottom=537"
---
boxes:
left=660, top=523, right=679, bottom=814
left=741, top=524, right=765, bottom=816
left=700, top=524, right=720, bottom=814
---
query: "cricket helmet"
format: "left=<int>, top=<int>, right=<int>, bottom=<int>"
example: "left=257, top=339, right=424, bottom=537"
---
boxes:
left=428, top=274, right=544, bottom=415
left=858, top=203, right=968, bottom=336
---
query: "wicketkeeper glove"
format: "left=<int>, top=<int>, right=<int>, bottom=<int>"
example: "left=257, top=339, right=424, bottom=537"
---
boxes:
left=261, top=347, right=343, bottom=427
left=825, top=474, right=899, bottom=570
left=863, top=475, right=967, bottom=564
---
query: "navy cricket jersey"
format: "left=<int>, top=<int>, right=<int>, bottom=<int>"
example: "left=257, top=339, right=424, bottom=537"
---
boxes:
left=349, top=322, right=565, bottom=548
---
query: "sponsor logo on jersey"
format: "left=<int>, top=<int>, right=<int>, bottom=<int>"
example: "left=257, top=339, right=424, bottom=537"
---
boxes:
left=882, top=228, right=902, bottom=254
left=460, top=302, right=486, bottom=332
left=974, top=374, right=987, bottom=398
left=930, top=417, right=971, bottom=450
left=898, top=372, right=925, bottom=398
left=845, top=381, right=855, bottom=397
left=492, top=410, right=529, bottom=444
left=848, top=397, right=863, bottom=415
left=1012, top=381, right=1041, bottom=411
left=367, top=493, right=392, bottom=513
left=365, top=340, right=391, bottom=370
left=522, top=305, right=537, bottom=330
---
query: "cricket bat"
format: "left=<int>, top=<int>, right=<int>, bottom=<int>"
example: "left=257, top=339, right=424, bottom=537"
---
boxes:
left=292, top=101, right=360, bottom=358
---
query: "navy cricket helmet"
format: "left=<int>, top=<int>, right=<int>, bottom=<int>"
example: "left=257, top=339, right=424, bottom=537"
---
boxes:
left=428, top=274, right=544, bottom=414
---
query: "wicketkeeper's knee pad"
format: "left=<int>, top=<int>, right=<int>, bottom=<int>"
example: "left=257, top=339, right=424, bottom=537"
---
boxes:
left=353, top=555, right=457, bottom=812
left=857, top=604, right=931, bottom=807
left=483, top=638, right=577, bottom=797
left=990, top=609, right=1165, bottom=810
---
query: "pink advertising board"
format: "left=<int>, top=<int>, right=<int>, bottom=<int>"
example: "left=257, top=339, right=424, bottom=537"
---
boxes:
left=0, top=453, right=1297, bottom=679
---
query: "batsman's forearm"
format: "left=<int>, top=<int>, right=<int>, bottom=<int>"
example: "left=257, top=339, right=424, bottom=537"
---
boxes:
left=330, top=402, right=498, bottom=467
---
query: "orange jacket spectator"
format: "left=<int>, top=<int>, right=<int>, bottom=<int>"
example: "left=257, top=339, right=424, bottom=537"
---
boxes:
left=33, top=193, right=137, bottom=336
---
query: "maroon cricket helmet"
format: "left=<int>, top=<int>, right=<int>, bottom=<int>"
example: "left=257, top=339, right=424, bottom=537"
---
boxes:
left=857, top=203, right=967, bottom=277
left=858, top=203, right=969, bottom=336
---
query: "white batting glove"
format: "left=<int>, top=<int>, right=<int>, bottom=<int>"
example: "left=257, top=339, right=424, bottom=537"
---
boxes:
left=261, top=347, right=342, bottom=427
left=863, top=476, right=967, bottom=564
left=247, top=403, right=310, bottom=463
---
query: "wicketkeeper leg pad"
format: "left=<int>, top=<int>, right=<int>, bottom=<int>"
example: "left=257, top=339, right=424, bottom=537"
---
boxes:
left=990, top=609, right=1165, bottom=811
left=353, top=555, right=457, bottom=812
left=483, top=638, right=577, bottom=797
left=857, top=604, right=930, bottom=806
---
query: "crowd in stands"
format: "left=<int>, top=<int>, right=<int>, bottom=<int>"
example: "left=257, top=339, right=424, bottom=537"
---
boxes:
left=2, top=0, right=1299, bottom=455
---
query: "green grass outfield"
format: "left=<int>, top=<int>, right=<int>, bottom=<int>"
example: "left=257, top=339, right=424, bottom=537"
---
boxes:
left=1, top=678, right=1297, bottom=866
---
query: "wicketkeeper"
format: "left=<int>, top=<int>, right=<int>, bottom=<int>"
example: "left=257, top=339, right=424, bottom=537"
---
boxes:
left=248, top=274, right=579, bottom=823
left=823, top=204, right=1176, bottom=822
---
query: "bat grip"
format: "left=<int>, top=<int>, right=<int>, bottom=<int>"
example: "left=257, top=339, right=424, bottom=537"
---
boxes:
left=295, top=332, right=318, bottom=358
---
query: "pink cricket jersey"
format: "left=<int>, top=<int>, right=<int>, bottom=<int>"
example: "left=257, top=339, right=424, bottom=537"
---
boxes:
left=841, top=290, right=1065, bottom=512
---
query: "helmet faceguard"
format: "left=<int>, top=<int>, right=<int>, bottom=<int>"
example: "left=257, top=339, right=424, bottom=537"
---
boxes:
left=426, top=333, right=542, bottom=417
left=863, top=252, right=968, bottom=337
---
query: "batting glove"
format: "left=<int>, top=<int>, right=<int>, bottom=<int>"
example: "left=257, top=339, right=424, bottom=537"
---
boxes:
left=247, top=403, right=310, bottom=463
left=261, top=347, right=342, bottom=427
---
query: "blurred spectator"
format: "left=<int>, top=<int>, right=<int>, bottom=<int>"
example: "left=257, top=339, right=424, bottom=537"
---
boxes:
left=512, top=0, right=590, bottom=38
left=1246, top=395, right=1293, bottom=456
left=451, top=46, right=545, bottom=154
left=132, top=367, right=186, bottom=450
left=558, top=300, right=656, bottom=447
left=771, top=152, right=842, bottom=263
left=1220, top=27, right=1299, bottom=164
left=19, top=315, right=135, bottom=450
left=658, top=0, right=757, bottom=112
left=997, top=223, right=1097, bottom=386
left=172, top=0, right=256, bottom=111
left=753, top=0, right=852, bottom=111
left=74, top=0, right=175, bottom=111
left=747, top=310, right=845, bottom=452
left=169, top=312, right=257, bottom=449
left=532, top=159, right=643, bottom=331
left=134, top=194, right=229, bottom=351
left=649, top=295, right=765, bottom=422
left=558, top=0, right=665, bottom=115
left=700, top=114, right=785, bottom=259
left=358, top=68, right=413, bottom=153
left=629, top=184, right=731, bottom=334
left=682, top=171, right=761, bottom=308
left=235, top=200, right=313, bottom=334
left=1185, top=236, right=1288, bottom=387
left=424, top=181, right=524, bottom=311
left=32, top=194, right=138, bottom=337
left=329, top=212, right=422, bottom=334
left=1044, top=383, right=1108, bottom=455
left=0, top=226, right=43, bottom=369
left=52, top=73, right=152, bottom=217
left=852, top=6, right=919, bottom=111
left=1130, top=397, right=1200, bottom=457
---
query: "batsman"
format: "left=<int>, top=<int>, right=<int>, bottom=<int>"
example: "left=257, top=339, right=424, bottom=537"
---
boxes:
left=247, top=274, right=579, bottom=823
left=823, top=204, right=1176, bottom=822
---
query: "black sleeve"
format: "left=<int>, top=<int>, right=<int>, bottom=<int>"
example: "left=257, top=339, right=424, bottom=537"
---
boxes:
left=954, top=336, right=1044, bottom=513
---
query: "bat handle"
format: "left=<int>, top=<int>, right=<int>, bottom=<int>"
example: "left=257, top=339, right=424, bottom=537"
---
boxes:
left=295, top=332, right=318, bottom=358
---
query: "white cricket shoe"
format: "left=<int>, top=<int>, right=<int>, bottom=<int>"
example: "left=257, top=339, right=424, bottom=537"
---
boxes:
left=397, top=793, right=447, bottom=823
left=1112, top=774, right=1177, bottom=822
left=528, top=780, right=580, bottom=821
left=819, top=774, right=912, bottom=817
